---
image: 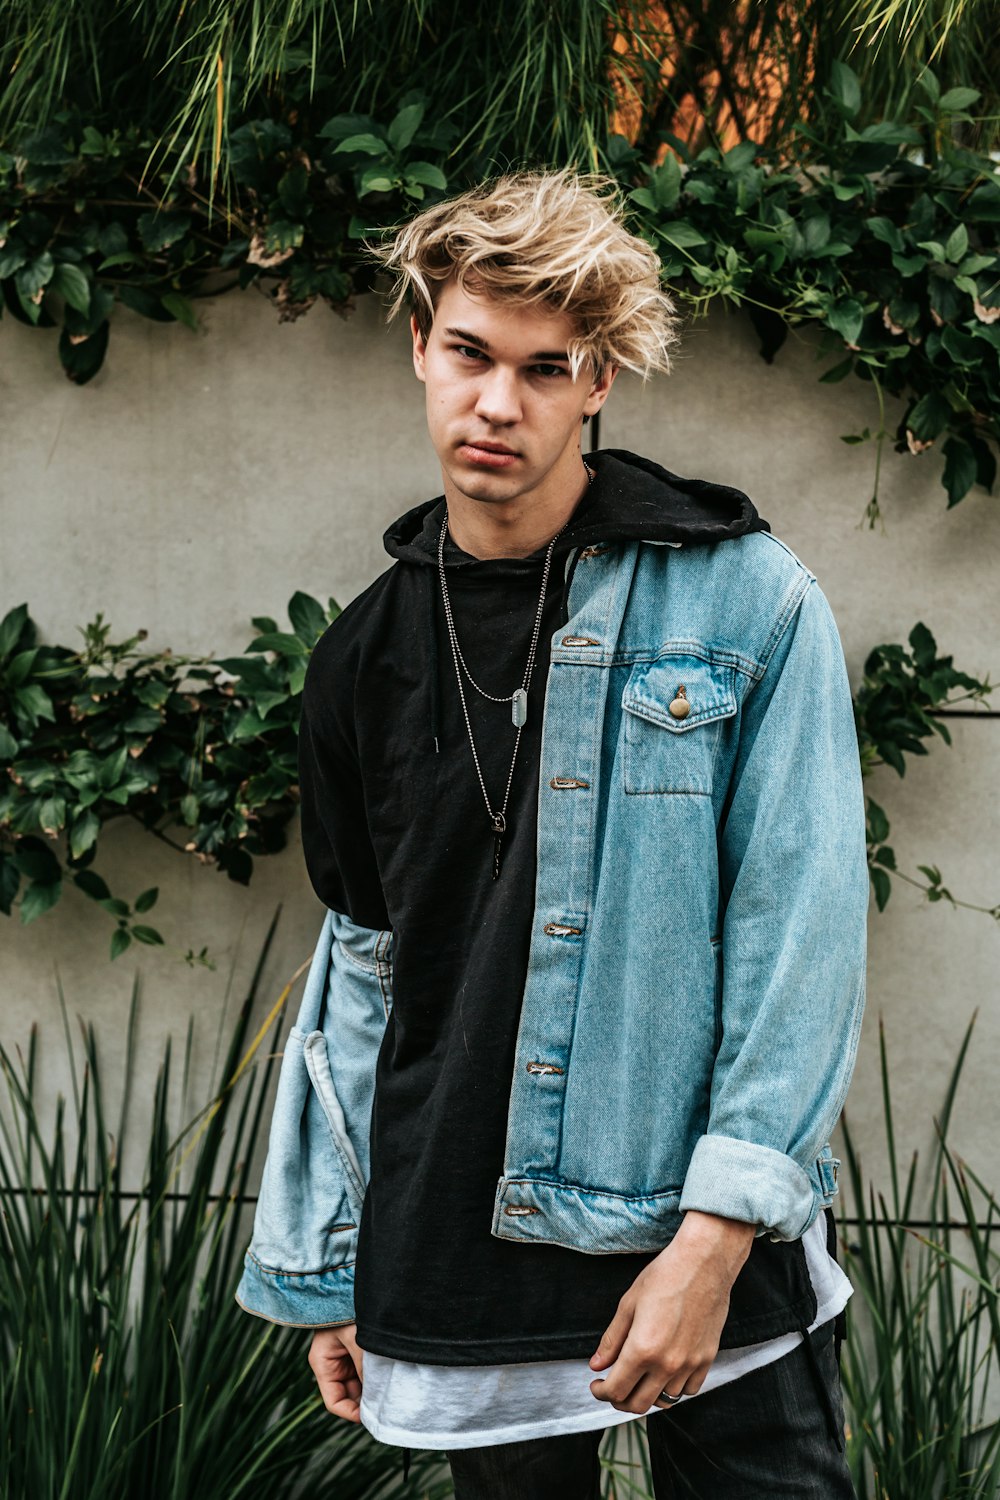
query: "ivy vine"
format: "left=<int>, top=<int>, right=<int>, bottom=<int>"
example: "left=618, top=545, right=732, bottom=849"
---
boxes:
left=0, top=601, right=994, bottom=959
left=1, top=64, right=998, bottom=521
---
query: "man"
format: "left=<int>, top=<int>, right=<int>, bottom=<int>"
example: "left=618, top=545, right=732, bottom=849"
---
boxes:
left=236, top=169, right=868, bottom=1498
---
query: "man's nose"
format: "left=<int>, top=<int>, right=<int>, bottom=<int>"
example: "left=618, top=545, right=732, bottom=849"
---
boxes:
left=475, top=367, right=522, bottom=426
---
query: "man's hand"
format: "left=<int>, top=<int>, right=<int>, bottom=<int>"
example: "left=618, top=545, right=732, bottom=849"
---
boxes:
left=588, top=1212, right=755, bottom=1414
left=308, top=1323, right=365, bottom=1422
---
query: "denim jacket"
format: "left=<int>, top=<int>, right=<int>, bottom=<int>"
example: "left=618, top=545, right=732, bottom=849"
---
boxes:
left=236, top=516, right=869, bottom=1329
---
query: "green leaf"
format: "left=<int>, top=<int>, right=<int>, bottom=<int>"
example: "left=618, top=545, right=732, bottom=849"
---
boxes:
left=819, top=357, right=854, bottom=384
left=288, top=591, right=327, bottom=645
left=50, top=262, right=92, bottom=314
left=0, top=603, right=29, bottom=660
left=938, top=87, right=980, bottom=113
left=388, top=103, right=425, bottom=152
left=16, top=252, right=55, bottom=300
left=11, top=683, right=55, bottom=727
left=916, top=68, right=940, bottom=104
left=869, top=866, right=891, bottom=910
left=908, top=390, right=951, bottom=441
left=658, top=222, right=706, bottom=249
left=944, top=223, right=969, bottom=263
left=161, top=292, right=198, bottom=330
left=131, top=924, right=164, bottom=945
left=59, top=321, right=110, bottom=385
left=13, top=840, right=61, bottom=883
left=37, top=795, right=66, bottom=835
left=137, top=210, right=192, bottom=253
left=73, top=868, right=111, bottom=901
left=0, top=856, right=20, bottom=915
left=866, top=216, right=903, bottom=252
left=942, top=436, right=978, bottom=507
left=828, top=61, right=861, bottom=120
left=0, top=722, right=18, bottom=758
left=110, top=927, right=132, bottom=960
left=100, top=897, right=131, bottom=918
left=359, top=170, right=395, bottom=197
left=246, top=632, right=308, bottom=656
left=98, top=745, right=129, bottom=790
left=134, top=886, right=159, bottom=913
left=404, top=161, right=447, bottom=190
left=332, top=134, right=389, bottom=157
left=826, top=298, right=864, bottom=346
left=867, top=798, right=890, bottom=844
left=20, top=880, right=61, bottom=924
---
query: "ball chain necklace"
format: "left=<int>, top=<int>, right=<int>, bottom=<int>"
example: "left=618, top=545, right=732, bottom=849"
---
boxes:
left=437, top=461, right=594, bottom=880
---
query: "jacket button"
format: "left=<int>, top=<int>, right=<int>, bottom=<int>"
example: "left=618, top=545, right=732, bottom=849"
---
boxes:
left=561, top=635, right=600, bottom=647
left=668, top=685, right=691, bottom=718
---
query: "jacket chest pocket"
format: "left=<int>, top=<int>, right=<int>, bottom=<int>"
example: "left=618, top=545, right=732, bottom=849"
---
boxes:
left=622, top=655, right=737, bottom=795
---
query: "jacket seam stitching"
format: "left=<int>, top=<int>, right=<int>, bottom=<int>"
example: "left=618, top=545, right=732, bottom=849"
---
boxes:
left=245, top=1246, right=357, bottom=1278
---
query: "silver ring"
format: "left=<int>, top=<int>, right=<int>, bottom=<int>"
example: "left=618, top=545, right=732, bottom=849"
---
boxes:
left=658, top=1388, right=683, bottom=1405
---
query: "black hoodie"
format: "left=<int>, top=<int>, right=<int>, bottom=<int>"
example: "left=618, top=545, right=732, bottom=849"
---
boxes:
left=298, top=450, right=821, bottom=1366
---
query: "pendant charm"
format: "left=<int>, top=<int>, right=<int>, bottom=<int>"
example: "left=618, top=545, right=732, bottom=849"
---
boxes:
left=511, top=688, right=528, bottom=728
left=491, top=811, right=507, bottom=880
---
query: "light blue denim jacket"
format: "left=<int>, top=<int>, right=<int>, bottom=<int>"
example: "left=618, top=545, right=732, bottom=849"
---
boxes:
left=236, top=516, right=869, bottom=1329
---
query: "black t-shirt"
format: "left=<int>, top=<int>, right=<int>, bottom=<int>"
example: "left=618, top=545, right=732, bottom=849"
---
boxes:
left=297, top=466, right=817, bottom=1366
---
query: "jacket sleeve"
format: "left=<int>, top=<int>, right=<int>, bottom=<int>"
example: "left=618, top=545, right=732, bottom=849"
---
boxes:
left=678, top=578, right=869, bottom=1241
left=235, top=637, right=393, bottom=1328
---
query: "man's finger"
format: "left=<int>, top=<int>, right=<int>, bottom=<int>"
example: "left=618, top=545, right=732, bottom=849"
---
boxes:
left=589, top=1302, right=632, bottom=1371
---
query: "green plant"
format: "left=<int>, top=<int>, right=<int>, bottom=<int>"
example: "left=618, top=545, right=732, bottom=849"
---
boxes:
left=854, top=621, right=997, bottom=918
left=839, top=1017, right=1000, bottom=1497
left=0, top=594, right=340, bottom=958
left=0, top=912, right=453, bottom=1499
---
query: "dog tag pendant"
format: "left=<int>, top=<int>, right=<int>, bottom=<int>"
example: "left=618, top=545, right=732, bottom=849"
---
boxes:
left=511, top=688, right=528, bottom=727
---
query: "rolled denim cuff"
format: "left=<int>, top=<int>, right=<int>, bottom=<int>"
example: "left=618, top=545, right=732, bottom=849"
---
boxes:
left=235, top=1250, right=357, bottom=1328
left=678, top=1134, right=817, bottom=1241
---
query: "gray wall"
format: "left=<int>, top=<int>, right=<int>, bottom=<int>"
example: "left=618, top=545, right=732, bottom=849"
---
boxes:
left=2, top=288, right=997, bottom=1214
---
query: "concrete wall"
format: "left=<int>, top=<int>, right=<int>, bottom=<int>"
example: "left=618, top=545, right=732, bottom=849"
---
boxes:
left=2, top=288, right=998, bottom=1215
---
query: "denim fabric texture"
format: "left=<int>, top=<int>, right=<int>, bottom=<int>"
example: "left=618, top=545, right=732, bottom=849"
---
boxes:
left=444, top=1320, right=857, bottom=1499
left=236, top=528, right=869, bottom=1329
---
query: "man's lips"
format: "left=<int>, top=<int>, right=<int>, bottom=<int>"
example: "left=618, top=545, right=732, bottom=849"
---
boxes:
left=459, top=441, right=520, bottom=468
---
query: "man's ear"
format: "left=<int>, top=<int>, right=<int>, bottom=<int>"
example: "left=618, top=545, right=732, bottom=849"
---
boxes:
left=583, top=361, right=619, bottom=419
left=411, top=312, right=428, bottom=384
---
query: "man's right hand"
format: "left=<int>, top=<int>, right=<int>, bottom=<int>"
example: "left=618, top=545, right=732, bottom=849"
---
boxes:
left=308, top=1323, right=364, bottom=1422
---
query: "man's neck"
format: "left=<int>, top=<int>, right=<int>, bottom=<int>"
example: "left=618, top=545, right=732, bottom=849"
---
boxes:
left=444, top=453, right=593, bottom=560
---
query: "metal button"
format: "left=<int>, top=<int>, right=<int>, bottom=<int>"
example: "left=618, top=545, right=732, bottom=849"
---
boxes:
left=668, top=684, right=691, bottom=719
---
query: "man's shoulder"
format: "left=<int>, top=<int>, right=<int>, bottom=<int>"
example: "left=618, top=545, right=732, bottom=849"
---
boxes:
left=303, top=561, right=405, bottom=701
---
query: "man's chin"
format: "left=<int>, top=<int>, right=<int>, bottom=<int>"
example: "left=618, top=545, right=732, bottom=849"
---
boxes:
left=444, top=461, right=534, bottom=505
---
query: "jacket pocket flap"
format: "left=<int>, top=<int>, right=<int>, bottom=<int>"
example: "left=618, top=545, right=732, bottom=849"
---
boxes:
left=622, top=655, right=737, bottom=733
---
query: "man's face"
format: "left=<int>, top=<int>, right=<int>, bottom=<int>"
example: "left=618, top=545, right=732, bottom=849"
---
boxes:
left=411, top=276, right=617, bottom=509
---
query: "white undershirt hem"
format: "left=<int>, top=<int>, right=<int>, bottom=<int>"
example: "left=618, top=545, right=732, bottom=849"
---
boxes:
left=359, top=1213, right=852, bottom=1451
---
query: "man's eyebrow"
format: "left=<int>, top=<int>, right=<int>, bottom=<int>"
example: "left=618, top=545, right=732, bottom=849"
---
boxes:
left=443, top=327, right=570, bottom=363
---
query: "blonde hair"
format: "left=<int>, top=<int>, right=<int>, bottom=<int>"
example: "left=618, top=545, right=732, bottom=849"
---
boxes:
left=370, top=168, right=681, bottom=381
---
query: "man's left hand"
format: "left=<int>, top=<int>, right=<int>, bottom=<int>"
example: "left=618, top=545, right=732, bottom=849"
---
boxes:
left=588, top=1211, right=755, bottom=1414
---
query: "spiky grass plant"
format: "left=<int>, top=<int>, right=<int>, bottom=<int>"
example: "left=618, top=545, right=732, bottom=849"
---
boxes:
left=0, top=910, right=452, bottom=1500
left=840, top=1017, right=1000, bottom=1499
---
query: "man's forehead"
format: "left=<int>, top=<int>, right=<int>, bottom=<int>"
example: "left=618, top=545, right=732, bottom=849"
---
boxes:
left=433, top=277, right=578, bottom=356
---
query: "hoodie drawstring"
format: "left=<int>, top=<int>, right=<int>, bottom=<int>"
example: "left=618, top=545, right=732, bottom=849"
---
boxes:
left=426, top=568, right=443, bottom=753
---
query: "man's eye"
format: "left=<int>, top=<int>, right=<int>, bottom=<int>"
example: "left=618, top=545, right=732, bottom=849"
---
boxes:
left=534, top=364, right=567, bottom=378
left=455, top=345, right=486, bottom=361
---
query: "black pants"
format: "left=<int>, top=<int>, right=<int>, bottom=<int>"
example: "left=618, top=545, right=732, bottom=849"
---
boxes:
left=445, top=1320, right=857, bottom=1500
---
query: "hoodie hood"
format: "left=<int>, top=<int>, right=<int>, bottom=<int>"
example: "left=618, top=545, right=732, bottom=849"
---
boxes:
left=383, top=448, right=770, bottom=568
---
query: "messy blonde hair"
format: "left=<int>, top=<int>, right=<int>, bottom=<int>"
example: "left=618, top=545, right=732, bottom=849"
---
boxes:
left=370, top=168, right=681, bottom=381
